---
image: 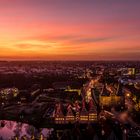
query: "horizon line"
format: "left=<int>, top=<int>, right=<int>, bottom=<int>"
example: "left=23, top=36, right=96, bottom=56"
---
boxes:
left=0, top=59, right=140, bottom=62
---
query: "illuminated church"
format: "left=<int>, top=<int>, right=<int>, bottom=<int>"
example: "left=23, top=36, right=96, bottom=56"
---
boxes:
left=99, top=83, right=124, bottom=109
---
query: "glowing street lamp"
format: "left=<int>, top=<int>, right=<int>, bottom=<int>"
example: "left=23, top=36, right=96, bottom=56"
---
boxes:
left=126, top=93, right=130, bottom=97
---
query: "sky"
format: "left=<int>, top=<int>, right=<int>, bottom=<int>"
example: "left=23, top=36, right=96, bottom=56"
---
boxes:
left=0, top=0, right=140, bottom=60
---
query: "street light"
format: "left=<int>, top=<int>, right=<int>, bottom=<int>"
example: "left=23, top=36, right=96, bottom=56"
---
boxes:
left=101, top=129, right=105, bottom=136
left=126, top=93, right=130, bottom=97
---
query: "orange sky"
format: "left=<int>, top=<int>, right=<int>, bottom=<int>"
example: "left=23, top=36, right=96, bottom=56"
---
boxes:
left=0, top=0, right=140, bottom=60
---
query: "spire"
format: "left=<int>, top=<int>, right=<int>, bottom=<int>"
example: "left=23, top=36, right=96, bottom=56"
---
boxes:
left=116, top=83, right=123, bottom=96
left=55, top=103, right=65, bottom=124
left=82, top=99, right=86, bottom=109
left=66, top=104, right=74, bottom=117
left=88, top=99, right=97, bottom=122
left=101, top=84, right=110, bottom=96
left=75, top=101, right=80, bottom=112
left=65, top=104, right=75, bottom=122
left=80, top=99, right=89, bottom=123
left=89, top=99, right=97, bottom=113
left=55, top=103, right=64, bottom=117
left=81, top=99, right=88, bottom=114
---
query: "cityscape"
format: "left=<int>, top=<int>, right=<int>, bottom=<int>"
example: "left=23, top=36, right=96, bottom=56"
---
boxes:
left=0, top=0, right=140, bottom=140
left=0, top=61, right=140, bottom=139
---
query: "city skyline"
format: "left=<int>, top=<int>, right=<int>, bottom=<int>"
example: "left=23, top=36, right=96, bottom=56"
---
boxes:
left=0, top=0, right=140, bottom=60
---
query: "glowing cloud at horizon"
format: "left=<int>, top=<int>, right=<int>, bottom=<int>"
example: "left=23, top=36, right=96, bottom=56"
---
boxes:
left=0, top=0, right=140, bottom=60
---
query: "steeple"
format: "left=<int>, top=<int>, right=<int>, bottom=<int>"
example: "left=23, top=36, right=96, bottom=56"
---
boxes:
left=101, top=84, right=110, bottom=96
left=89, top=99, right=97, bottom=113
left=65, top=104, right=75, bottom=123
left=88, top=99, right=97, bottom=121
left=55, top=103, right=65, bottom=124
left=81, top=99, right=88, bottom=114
left=55, top=103, right=64, bottom=117
left=116, top=83, right=123, bottom=96
left=80, top=99, right=89, bottom=123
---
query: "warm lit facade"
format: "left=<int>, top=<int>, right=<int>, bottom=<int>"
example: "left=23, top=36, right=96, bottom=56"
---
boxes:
left=99, top=84, right=124, bottom=108
left=54, top=99, right=97, bottom=124
left=65, top=106, right=75, bottom=123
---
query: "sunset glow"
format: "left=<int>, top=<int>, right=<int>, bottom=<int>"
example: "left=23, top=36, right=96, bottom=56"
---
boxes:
left=0, top=0, right=140, bottom=60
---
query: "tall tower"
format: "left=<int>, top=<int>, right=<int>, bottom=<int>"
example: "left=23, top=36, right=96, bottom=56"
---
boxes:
left=88, top=99, right=97, bottom=122
left=116, top=83, right=125, bottom=109
left=80, top=99, right=89, bottom=123
left=99, top=84, right=110, bottom=108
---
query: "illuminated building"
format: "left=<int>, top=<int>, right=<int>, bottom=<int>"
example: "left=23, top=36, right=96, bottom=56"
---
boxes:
left=80, top=100, right=89, bottom=123
left=99, top=84, right=110, bottom=107
left=88, top=99, right=97, bottom=122
left=0, top=88, right=19, bottom=101
left=99, top=84, right=124, bottom=109
left=65, top=88, right=81, bottom=96
left=55, top=103, right=65, bottom=124
left=121, top=68, right=136, bottom=76
left=128, top=68, right=136, bottom=76
left=54, top=98, right=98, bottom=124
left=65, top=105, right=75, bottom=123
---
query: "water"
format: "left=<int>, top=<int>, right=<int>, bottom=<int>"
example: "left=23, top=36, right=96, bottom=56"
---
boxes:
left=0, top=120, right=52, bottom=139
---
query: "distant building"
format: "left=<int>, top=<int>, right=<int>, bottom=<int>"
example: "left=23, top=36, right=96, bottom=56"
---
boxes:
left=0, top=88, right=19, bottom=101
left=99, top=84, right=124, bottom=109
